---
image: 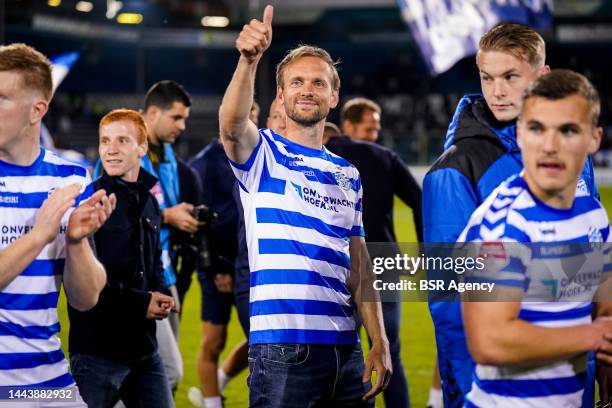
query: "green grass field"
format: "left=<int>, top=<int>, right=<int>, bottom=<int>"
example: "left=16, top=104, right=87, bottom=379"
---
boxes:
left=56, top=188, right=612, bottom=407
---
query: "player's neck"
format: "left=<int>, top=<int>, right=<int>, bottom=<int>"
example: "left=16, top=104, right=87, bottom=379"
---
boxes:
left=284, top=120, right=324, bottom=150
left=0, top=131, right=41, bottom=166
left=522, top=174, right=576, bottom=210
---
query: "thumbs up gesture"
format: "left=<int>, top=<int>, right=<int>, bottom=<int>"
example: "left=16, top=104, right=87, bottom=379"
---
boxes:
left=236, top=5, right=273, bottom=63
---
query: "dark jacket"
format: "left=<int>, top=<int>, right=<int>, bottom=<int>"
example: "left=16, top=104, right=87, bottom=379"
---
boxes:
left=68, top=169, right=166, bottom=364
left=325, top=135, right=423, bottom=243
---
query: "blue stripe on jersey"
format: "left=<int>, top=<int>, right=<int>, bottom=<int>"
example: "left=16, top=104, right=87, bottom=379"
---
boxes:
left=0, top=192, right=50, bottom=209
left=605, top=264, right=612, bottom=273
left=264, top=132, right=360, bottom=192
left=249, top=328, right=358, bottom=345
left=21, top=259, right=65, bottom=277
left=0, top=349, right=65, bottom=370
left=0, top=187, right=91, bottom=209
left=76, top=182, right=94, bottom=205
left=351, top=226, right=365, bottom=236
left=464, top=398, right=479, bottom=408
left=28, top=372, right=74, bottom=388
left=463, top=225, right=483, bottom=242
left=256, top=207, right=350, bottom=239
left=258, top=156, right=286, bottom=194
left=0, top=292, right=59, bottom=310
left=474, top=372, right=586, bottom=397
left=0, top=320, right=60, bottom=340
left=258, top=238, right=350, bottom=269
left=250, top=269, right=350, bottom=296
left=0, top=159, right=86, bottom=178
left=268, top=131, right=353, bottom=168
left=518, top=305, right=592, bottom=322
left=532, top=242, right=606, bottom=258
left=516, top=196, right=600, bottom=222
left=250, top=299, right=353, bottom=317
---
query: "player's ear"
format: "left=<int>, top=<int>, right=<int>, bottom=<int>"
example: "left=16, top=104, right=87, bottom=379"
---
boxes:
left=138, top=140, right=148, bottom=158
left=588, top=126, right=603, bottom=155
left=30, top=99, right=49, bottom=125
left=537, top=64, right=551, bottom=77
left=330, top=89, right=339, bottom=109
left=276, top=86, right=284, bottom=105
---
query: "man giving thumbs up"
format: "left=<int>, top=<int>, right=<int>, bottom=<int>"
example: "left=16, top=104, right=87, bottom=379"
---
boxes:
left=219, top=5, right=392, bottom=408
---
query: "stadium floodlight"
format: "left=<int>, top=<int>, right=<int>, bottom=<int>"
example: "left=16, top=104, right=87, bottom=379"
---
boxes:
left=201, top=16, right=230, bottom=28
left=106, top=0, right=123, bottom=19
left=117, top=12, right=143, bottom=24
left=76, top=1, right=93, bottom=12
left=47, top=0, right=61, bottom=7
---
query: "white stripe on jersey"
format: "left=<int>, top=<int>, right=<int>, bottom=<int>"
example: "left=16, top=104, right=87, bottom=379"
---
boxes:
left=0, top=335, right=62, bottom=355
left=2, top=275, right=62, bottom=295
left=468, top=381, right=583, bottom=408
left=250, top=314, right=356, bottom=332
left=0, top=308, right=59, bottom=328
left=0, top=359, right=71, bottom=386
left=250, top=284, right=352, bottom=306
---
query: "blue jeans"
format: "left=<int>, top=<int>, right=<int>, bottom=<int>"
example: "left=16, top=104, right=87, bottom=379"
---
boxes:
left=248, top=343, right=373, bottom=407
left=70, top=351, right=173, bottom=408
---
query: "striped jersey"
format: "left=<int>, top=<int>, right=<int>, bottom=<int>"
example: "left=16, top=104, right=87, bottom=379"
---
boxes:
left=0, top=148, right=93, bottom=388
left=229, top=129, right=364, bottom=345
left=459, top=174, right=610, bottom=408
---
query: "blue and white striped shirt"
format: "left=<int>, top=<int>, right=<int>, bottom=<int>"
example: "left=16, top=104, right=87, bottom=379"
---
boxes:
left=0, top=148, right=92, bottom=388
left=230, top=129, right=364, bottom=345
left=459, top=174, right=610, bottom=408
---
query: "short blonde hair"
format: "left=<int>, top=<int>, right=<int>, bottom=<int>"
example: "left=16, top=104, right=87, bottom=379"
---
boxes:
left=0, top=43, right=53, bottom=101
left=99, top=109, right=148, bottom=144
left=478, top=23, right=546, bottom=68
left=276, top=45, right=340, bottom=91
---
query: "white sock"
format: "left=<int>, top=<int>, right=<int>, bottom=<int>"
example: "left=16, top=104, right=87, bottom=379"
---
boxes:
left=427, top=387, right=443, bottom=408
left=203, top=396, right=223, bottom=408
left=217, top=367, right=230, bottom=391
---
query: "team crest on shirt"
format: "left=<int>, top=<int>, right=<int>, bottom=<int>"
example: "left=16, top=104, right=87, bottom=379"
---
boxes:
left=588, top=226, right=603, bottom=243
left=333, top=167, right=351, bottom=191
left=577, top=178, right=589, bottom=194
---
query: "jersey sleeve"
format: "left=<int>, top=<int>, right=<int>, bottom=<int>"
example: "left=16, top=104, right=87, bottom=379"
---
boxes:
left=76, top=168, right=94, bottom=205
left=226, top=130, right=266, bottom=193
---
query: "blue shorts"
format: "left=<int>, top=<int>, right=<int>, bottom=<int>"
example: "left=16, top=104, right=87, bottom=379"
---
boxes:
left=197, top=271, right=233, bottom=325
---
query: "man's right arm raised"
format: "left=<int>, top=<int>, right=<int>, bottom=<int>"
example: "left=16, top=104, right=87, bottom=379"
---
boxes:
left=0, top=183, right=81, bottom=290
left=219, top=5, right=273, bottom=164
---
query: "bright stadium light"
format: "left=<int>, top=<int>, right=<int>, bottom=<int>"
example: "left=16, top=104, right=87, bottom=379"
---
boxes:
left=106, top=0, right=123, bottom=19
left=47, top=0, right=61, bottom=7
left=201, top=16, right=230, bottom=28
left=117, top=12, right=143, bottom=24
left=75, top=1, right=93, bottom=12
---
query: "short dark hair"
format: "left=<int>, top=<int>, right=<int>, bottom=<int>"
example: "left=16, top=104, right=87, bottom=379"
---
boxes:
left=523, top=69, right=600, bottom=126
left=478, top=23, right=546, bottom=68
left=144, top=80, right=191, bottom=111
left=341, top=97, right=381, bottom=125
